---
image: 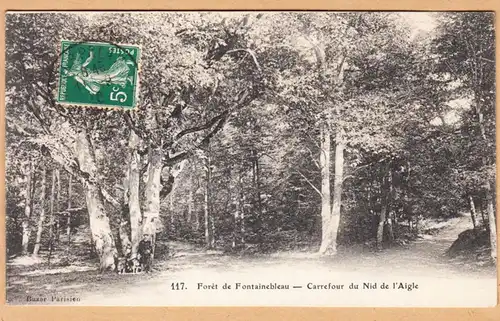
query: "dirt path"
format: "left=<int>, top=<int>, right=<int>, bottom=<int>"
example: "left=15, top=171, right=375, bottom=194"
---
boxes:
left=7, top=215, right=496, bottom=305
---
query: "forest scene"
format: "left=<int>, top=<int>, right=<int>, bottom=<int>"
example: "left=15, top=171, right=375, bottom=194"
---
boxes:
left=4, top=11, right=497, bottom=305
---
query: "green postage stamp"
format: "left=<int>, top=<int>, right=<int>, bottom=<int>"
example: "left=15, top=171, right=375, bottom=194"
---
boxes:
left=57, top=41, right=140, bottom=109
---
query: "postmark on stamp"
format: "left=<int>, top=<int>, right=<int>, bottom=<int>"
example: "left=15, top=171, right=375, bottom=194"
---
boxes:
left=57, top=40, right=140, bottom=109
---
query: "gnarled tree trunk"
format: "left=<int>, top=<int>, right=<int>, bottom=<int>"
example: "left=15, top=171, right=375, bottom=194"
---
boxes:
left=75, top=130, right=117, bottom=271
left=142, top=146, right=163, bottom=250
left=128, top=131, right=142, bottom=256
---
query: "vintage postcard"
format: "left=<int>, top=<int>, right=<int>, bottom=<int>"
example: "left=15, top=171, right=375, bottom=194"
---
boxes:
left=4, top=11, right=497, bottom=307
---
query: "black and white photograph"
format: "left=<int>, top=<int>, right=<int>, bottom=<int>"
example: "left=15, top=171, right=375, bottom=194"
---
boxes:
left=4, top=11, right=497, bottom=306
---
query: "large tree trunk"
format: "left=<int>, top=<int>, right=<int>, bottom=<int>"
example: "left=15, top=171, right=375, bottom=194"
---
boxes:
left=33, top=168, right=47, bottom=256
left=329, top=129, right=345, bottom=252
left=314, top=32, right=348, bottom=255
left=21, top=162, right=34, bottom=255
left=318, top=127, right=331, bottom=254
left=75, top=130, right=117, bottom=271
left=319, top=127, right=344, bottom=255
left=128, top=131, right=142, bottom=256
left=142, top=146, right=163, bottom=249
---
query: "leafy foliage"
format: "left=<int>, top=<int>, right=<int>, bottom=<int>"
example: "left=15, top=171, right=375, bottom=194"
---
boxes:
left=5, top=12, right=496, bottom=261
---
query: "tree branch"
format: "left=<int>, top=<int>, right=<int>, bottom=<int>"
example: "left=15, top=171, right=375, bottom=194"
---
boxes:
left=172, top=111, right=227, bottom=142
left=164, top=89, right=251, bottom=166
left=164, top=110, right=229, bottom=166
left=100, top=188, right=121, bottom=208
left=226, top=49, right=262, bottom=72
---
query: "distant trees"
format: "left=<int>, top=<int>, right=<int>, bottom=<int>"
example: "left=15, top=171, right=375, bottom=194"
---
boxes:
left=433, top=12, right=496, bottom=259
left=5, top=12, right=497, bottom=268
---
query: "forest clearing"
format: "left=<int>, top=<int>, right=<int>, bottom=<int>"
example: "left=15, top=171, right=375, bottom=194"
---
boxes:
left=5, top=11, right=497, bottom=306
left=6, top=214, right=496, bottom=305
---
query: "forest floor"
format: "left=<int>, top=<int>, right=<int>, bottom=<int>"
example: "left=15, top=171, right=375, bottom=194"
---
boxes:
left=6, top=214, right=497, bottom=305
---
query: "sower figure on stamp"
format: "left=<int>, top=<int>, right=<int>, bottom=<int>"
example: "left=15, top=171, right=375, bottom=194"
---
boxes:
left=138, top=234, right=153, bottom=273
left=64, top=51, right=134, bottom=95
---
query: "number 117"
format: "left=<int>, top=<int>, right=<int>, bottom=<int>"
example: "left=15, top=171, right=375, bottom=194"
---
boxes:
left=171, top=282, right=185, bottom=290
